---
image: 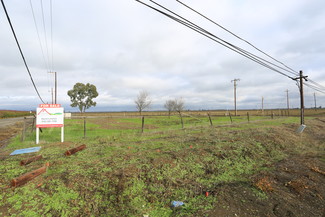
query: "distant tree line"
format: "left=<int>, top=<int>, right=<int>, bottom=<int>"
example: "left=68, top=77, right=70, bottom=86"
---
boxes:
left=67, top=83, right=185, bottom=115
left=134, top=90, right=185, bottom=115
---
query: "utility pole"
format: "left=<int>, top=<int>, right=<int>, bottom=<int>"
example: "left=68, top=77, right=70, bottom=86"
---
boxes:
left=314, top=92, right=317, bottom=110
left=51, top=88, right=54, bottom=104
left=48, top=71, right=57, bottom=104
left=285, top=89, right=290, bottom=115
left=231, top=79, right=240, bottom=116
left=294, top=70, right=308, bottom=125
left=261, top=96, right=264, bottom=115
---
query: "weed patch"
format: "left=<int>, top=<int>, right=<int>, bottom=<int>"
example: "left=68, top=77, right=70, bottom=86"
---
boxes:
left=0, top=116, right=324, bottom=216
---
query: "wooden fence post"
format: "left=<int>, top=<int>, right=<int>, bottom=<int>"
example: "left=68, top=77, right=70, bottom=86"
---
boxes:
left=83, top=117, right=86, bottom=138
left=208, top=113, right=213, bottom=126
left=247, top=112, right=250, bottom=122
left=31, top=116, right=35, bottom=133
left=180, top=113, right=184, bottom=129
left=141, top=116, right=145, bottom=133
left=229, top=113, right=233, bottom=123
left=21, top=117, right=26, bottom=142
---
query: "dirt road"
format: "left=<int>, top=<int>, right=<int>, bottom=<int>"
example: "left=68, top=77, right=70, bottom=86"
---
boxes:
left=0, top=117, right=26, bottom=128
left=0, top=117, right=34, bottom=149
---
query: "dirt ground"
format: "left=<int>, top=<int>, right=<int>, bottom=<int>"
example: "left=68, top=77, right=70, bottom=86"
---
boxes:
left=0, top=123, right=22, bottom=149
left=200, top=118, right=325, bottom=217
left=197, top=155, right=325, bottom=217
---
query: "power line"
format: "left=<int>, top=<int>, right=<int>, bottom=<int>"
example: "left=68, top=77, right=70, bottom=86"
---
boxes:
left=50, top=0, right=54, bottom=71
left=175, top=0, right=299, bottom=76
left=308, top=79, right=325, bottom=90
left=1, top=0, right=45, bottom=103
left=40, top=0, right=51, bottom=72
left=29, top=0, right=49, bottom=72
left=149, top=0, right=296, bottom=78
left=138, top=0, right=325, bottom=98
left=136, top=0, right=295, bottom=80
left=304, top=83, right=325, bottom=94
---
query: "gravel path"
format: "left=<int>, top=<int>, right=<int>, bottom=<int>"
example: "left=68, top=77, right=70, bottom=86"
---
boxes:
left=0, top=117, right=26, bottom=128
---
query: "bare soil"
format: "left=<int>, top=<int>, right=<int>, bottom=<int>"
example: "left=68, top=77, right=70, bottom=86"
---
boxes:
left=199, top=155, right=325, bottom=217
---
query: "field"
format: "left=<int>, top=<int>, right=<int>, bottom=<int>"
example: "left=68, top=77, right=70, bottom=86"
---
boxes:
left=0, top=112, right=324, bottom=216
left=0, top=110, right=32, bottom=119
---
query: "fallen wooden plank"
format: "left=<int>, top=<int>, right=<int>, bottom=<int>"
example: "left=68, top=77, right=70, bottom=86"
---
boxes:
left=65, top=144, right=86, bottom=156
left=11, top=163, right=49, bottom=187
left=20, top=155, right=43, bottom=166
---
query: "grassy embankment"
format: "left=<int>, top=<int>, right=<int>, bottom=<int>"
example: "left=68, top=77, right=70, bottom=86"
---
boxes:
left=0, top=114, right=324, bottom=216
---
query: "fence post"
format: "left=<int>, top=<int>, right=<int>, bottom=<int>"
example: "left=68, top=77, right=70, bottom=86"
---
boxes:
left=229, top=113, right=233, bottom=123
left=208, top=113, right=213, bottom=126
left=83, top=117, right=86, bottom=138
left=141, top=116, right=145, bottom=133
left=247, top=112, right=250, bottom=122
left=180, top=113, right=184, bottom=129
left=31, top=116, right=35, bottom=133
left=21, top=117, right=26, bottom=142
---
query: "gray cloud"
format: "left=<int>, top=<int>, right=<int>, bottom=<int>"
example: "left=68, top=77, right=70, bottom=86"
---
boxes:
left=0, top=0, right=324, bottom=111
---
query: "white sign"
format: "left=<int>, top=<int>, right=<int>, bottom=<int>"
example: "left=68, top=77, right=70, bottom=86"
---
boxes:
left=36, top=104, right=64, bottom=128
left=36, top=104, right=64, bottom=144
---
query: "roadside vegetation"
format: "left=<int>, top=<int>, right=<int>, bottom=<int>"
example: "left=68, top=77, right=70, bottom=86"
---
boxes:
left=0, top=114, right=324, bottom=216
left=0, top=110, right=32, bottom=119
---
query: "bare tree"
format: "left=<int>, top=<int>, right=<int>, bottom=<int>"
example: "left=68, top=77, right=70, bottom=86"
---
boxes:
left=164, top=99, right=176, bottom=118
left=174, top=97, right=185, bottom=114
left=174, top=98, right=185, bottom=128
left=135, top=90, right=152, bottom=115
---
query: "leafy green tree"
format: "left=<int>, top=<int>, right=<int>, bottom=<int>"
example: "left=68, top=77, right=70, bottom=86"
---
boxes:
left=67, top=83, right=98, bottom=113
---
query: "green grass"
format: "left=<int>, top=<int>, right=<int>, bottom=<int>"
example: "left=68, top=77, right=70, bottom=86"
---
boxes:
left=0, top=115, right=321, bottom=216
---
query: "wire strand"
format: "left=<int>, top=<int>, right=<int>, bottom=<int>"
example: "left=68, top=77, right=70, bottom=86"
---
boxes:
left=50, top=0, right=54, bottom=71
left=1, top=0, right=45, bottom=103
left=40, top=0, right=51, bottom=72
left=29, top=0, right=49, bottom=72
left=304, top=83, right=325, bottom=94
left=176, top=0, right=299, bottom=76
left=150, top=0, right=296, bottom=77
left=137, top=0, right=295, bottom=80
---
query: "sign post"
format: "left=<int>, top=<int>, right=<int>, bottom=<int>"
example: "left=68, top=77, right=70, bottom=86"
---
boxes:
left=36, top=104, right=64, bottom=144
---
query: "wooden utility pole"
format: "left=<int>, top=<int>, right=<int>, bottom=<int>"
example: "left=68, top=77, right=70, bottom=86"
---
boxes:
left=231, top=79, right=240, bottom=116
left=294, top=70, right=308, bottom=125
left=285, top=89, right=290, bottom=115
left=54, top=72, right=57, bottom=104
left=48, top=71, right=57, bottom=104
left=51, top=88, right=54, bottom=104
left=314, top=92, right=317, bottom=110
left=261, top=96, right=264, bottom=115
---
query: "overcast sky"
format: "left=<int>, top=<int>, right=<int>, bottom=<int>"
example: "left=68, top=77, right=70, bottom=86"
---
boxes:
left=1, top=0, right=324, bottom=112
